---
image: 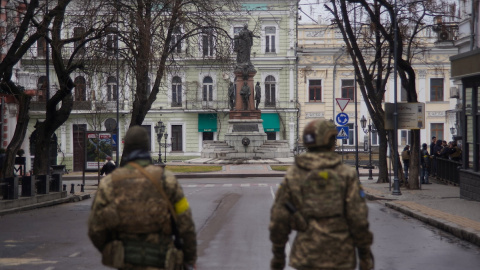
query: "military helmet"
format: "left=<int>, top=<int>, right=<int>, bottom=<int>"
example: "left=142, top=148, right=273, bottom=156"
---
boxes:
left=123, top=125, right=150, bottom=156
left=303, top=119, right=337, bottom=149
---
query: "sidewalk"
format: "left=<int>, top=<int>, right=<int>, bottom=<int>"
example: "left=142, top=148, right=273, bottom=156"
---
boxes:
left=360, top=174, right=480, bottom=247
left=1, top=164, right=479, bottom=248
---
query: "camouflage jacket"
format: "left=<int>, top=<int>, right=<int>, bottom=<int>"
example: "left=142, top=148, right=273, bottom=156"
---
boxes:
left=88, top=160, right=197, bottom=268
left=269, top=151, right=373, bottom=270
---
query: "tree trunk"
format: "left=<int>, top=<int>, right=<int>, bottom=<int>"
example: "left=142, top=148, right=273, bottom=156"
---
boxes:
left=408, top=129, right=421, bottom=189
left=376, top=130, right=389, bottom=183
left=1, top=93, right=31, bottom=179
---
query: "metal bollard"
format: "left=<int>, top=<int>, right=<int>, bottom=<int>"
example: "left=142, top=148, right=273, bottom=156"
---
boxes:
left=70, top=183, right=75, bottom=194
left=81, top=184, right=85, bottom=192
left=63, top=184, right=66, bottom=191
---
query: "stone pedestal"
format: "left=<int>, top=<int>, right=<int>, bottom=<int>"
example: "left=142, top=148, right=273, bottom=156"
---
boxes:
left=224, top=119, right=267, bottom=158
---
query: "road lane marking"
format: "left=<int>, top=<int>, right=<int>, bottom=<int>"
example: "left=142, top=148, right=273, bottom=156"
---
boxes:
left=68, top=252, right=80, bottom=257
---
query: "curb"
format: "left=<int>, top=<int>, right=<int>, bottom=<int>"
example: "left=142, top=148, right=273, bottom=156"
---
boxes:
left=384, top=201, right=480, bottom=247
left=0, top=193, right=91, bottom=216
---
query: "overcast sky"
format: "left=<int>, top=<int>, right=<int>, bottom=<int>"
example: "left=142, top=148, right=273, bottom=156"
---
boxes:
left=299, top=0, right=331, bottom=25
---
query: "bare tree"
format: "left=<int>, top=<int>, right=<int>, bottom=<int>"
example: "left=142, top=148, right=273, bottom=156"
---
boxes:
left=325, top=0, right=453, bottom=188
left=0, top=0, right=48, bottom=179
left=97, top=0, right=239, bottom=164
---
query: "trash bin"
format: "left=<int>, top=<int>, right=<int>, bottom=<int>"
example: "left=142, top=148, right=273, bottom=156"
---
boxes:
left=3, top=176, right=19, bottom=200
left=50, top=173, right=62, bottom=192
left=36, top=175, right=49, bottom=194
left=21, top=175, right=35, bottom=197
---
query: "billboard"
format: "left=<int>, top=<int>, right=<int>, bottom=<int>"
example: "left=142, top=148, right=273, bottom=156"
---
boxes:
left=85, top=132, right=113, bottom=170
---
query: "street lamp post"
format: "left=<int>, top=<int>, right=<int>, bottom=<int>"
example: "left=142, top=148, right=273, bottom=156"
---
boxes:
left=154, top=120, right=165, bottom=165
left=164, top=133, right=168, bottom=163
left=361, top=115, right=375, bottom=180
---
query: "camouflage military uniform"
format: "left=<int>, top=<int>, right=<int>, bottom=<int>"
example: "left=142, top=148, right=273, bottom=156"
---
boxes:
left=269, top=119, right=373, bottom=270
left=88, top=126, right=196, bottom=270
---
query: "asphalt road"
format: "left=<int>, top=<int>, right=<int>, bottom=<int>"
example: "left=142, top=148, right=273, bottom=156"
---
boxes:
left=0, top=177, right=479, bottom=270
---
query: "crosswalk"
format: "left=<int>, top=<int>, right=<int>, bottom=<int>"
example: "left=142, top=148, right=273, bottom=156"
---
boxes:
left=182, top=183, right=279, bottom=188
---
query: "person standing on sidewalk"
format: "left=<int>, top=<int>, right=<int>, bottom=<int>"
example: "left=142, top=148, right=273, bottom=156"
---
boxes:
left=88, top=126, right=197, bottom=270
left=401, top=145, right=410, bottom=181
left=420, top=143, right=432, bottom=184
left=269, top=119, right=374, bottom=270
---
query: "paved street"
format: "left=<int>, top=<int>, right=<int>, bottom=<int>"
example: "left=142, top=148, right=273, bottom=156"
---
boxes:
left=1, top=177, right=480, bottom=269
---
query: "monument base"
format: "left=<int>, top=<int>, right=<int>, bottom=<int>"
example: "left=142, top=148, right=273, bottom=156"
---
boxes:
left=229, top=110, right=261, bottom=120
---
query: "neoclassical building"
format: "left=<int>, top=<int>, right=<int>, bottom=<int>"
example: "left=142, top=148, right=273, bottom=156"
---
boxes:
left=297, top=23, right=459, bottom=150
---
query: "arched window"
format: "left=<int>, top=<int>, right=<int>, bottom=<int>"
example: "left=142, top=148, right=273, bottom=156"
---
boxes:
left=171, top=27, right=182, bottom=53
left=37, top=76, right=47, bottom=101
left=202, top=76, right=213, bottom=101
left=265, top=75, right=276, bottom=107
left=107, top=76, right=117, bottom=101
left=74, top=76, right=86, bottom=101
left=172, top=76, right=182, bottom=107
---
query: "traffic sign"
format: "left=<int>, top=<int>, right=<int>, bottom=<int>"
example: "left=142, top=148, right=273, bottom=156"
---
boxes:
left=336, top=126, right=349, bottom=139
left=336, top=98, right=350, bottom=112
left=336, top=112, right=349, bottom=126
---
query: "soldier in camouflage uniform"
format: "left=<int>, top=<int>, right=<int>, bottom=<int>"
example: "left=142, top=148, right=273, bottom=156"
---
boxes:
left=269, top=119, right=374, bottom=270
left=88, top=126, right=197, bottom=270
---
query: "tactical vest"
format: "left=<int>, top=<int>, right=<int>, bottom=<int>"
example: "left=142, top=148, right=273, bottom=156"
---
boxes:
left=111, top=165, right=172, bottom=236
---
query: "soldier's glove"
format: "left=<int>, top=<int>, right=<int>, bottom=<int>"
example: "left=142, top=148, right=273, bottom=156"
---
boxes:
left=271, top=244, right=285, bottom=270
left=358, top=247, right=374, bottom=270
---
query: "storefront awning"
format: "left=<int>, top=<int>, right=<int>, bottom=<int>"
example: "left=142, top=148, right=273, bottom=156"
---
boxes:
left=198, top=113, right=217, bottom=132
left=261, top=113, right=280, bottom=132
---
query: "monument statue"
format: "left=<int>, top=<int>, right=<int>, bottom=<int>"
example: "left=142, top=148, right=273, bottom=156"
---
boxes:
left=240, top=81, right=251, bottom=110
left=234, top=24, right=259, bottom=71
left=228, top=82, right=235, bottom=110
left=255, top=82, right=261, bottom=110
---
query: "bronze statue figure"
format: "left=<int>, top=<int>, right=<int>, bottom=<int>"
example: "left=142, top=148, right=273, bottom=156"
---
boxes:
left=255, top=82, right=261, bottom=110
left=234, top=24, right=259, bottom=68
left=228, top=82, right=235, bottom=110
left=240, top=81, right=250, bottom=110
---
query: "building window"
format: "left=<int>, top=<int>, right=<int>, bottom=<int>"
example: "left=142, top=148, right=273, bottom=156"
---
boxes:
left=342, top=123, right=355, bottom=145
left=74, top=76, right=86, bottom=101
left=106, top=27, right=118, bottom=56
left=201, top=28, right=214, bottom=57
left=233, top=26, right=243, bottom=51
left=341, top=79, right=354, bottom=100
left=431, top=123, right=444, bottom=141
left=172, top=76, right=182, bottom=107
left=37, top=76, right=47, bottom=101
left=265, top=75, right=276, bottom=107
left=170, top=27, right=182, bottom=53
left=106, top=76, right=117, bottom=101
left=202, top=76, right=213, bottom=101
left=265, top=26, right=276, bottom=53
left=171, top=125, right=183, bottom=151
left=74, top=27, right=86, bottom=56
left=400, top=130, right=411, bottom=146
left=37, top=36, right=46, bottom=58
left=430, top=78, right=444, bottom=101
left=309, top=80, right=322, bottom=102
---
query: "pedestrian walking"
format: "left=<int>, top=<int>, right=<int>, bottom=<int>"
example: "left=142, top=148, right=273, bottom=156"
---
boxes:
left=88, top=126, right=197, bottom=270
left=401, top=145, right=410, bottom=181
left=420, top=143, right=431, bottom=184
left=100, top=156, right=116, bottom=176
left=269, top=119, right=374, bottom=270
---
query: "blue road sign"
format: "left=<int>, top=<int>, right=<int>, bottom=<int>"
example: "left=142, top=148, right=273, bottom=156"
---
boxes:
left=336, top=126, right=349, bottom=139
left=336, top=113, right=349, bottom=126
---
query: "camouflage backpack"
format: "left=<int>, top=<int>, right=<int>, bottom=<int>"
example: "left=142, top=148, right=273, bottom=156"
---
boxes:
left=300, top=167, right=346, bottom=220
